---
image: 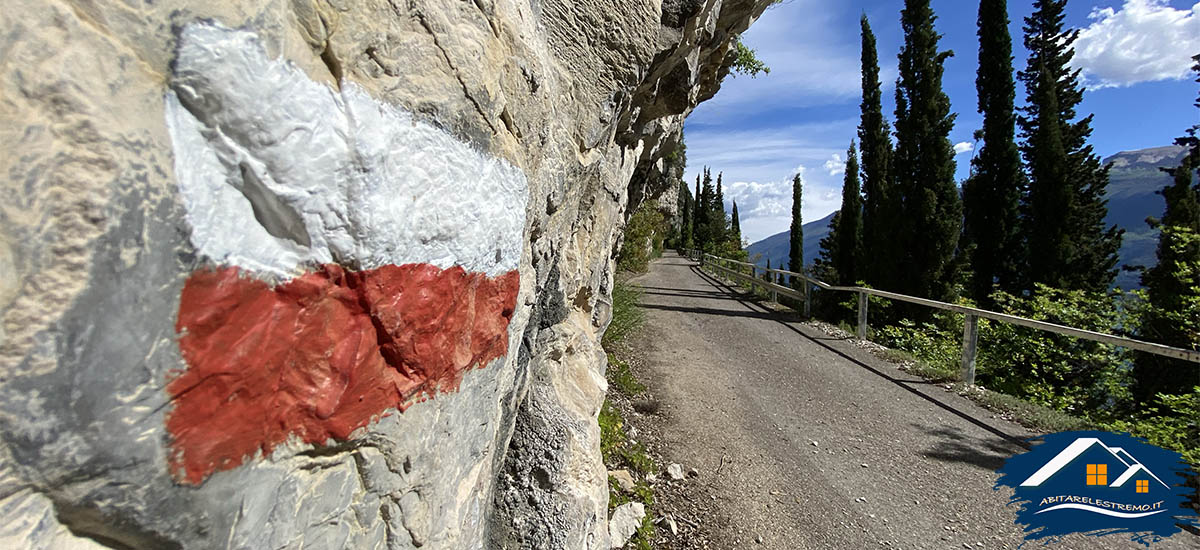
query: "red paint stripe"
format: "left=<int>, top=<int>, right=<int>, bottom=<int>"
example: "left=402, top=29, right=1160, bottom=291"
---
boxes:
left=167, top=263, right=519, bottom=485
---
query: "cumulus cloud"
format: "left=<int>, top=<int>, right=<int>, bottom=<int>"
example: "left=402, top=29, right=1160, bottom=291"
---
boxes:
left=718, top=172, right=843, bottom=244
left=1073, top=0, right=1200, bottom=88
left=954, top=142, right=974, bottom=155
left=687, top=1, right=897, bottom=122
left=823, top=154, right=846, bottom=176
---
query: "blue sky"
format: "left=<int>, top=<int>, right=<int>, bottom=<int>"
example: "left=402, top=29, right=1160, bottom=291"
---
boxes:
left=685, top=0, right=1200, bottom=244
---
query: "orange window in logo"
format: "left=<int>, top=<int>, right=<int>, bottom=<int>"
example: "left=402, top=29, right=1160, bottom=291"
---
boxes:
left=1136, top=480, right=1149, bottom=493
left=1086, top=464, right=1108, bottom=486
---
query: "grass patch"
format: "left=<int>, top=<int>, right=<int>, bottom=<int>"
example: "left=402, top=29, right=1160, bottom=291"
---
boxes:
left=601, top=277, right=656, bottom=549
left=599, top=400, right=625, bottom=459
left=599, top=399, right=657, bottom=476
left=962, top=385, right=1096, bottom=433
left=608, top=354, right=646, bottom=396
left=604, top=281, right=645, bottom=347
left=903, top=359, right=961, bottom=383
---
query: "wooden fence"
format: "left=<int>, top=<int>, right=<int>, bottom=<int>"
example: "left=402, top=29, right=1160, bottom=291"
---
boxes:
left=686, top=250, right=1200, bottom=385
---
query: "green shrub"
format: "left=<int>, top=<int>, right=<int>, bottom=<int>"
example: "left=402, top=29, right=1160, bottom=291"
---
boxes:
left=979, top=285, right=1131, bottom=415
left=877, top=314, right=962, bottom=376
left=618, top=204, right=668, bottom=273
left=1105, top=388, right=1200, bottom=466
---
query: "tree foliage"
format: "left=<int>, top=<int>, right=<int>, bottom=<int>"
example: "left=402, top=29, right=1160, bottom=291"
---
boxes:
left=858, top=15, right=898, bottom=291
left=1132, top=102, right=1200, bottom=402
left=1018, top=0, right=1122, bottom=292
left=617, top=203, right=667, bottom=273
left=834, top=142, right=864, bottom=285
left=730, top=200, right=742, bottom=246
left=730, top=38, right=770, bottom=79
left=963, top=0, right=1024, bottom=306
left=788, top=172, right=804, bottom=282
left=892, top=0, right=962, bottom=305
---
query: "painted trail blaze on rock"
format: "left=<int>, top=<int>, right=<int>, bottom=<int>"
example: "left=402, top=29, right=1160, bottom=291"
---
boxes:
left=162, top=23, right=529, bottom=484
left=169, top=264, right=519, bottom=484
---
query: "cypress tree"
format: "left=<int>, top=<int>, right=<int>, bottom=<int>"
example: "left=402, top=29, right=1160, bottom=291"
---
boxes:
left=731, top=200, right=742, bottom=246
left=697, top=168, right=715, bottom=249
left=963, top=0, right=1024, bottom=306
left=715, top=172, right=725, bottom=216
left=714, top=172, right=727, bottom=241
left=835, top=141, right=864, bottom=285
left=1134, top=153, right=1200, bottom=402
left=693, top=173, right=702, bottom=247
left=680, top=180, right=694, bottom=249
left=789, top=172, right=804, bottom=283
left=1019, top=0, right=1122, bottom=292
left=893, top=0, right=962, bottom=303
left=859, top=15, right=896, bottom=290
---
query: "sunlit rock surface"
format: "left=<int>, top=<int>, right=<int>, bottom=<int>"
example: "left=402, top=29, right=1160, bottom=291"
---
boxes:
left=0, top=1, right=770, bottom=548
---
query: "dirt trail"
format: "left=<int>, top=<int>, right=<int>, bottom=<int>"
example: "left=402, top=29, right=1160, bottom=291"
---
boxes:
left=625, top=252, right=1194, bottom=549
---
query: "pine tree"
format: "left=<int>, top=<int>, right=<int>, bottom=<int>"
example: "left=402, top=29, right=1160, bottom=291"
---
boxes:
left=835, top=142, right=864, bottom=285
left=963, top=0, right=1024, bottom=306
left=815, top=210, right=842, bottom=283
left=731, top=200, right=742, bottom=246
left=1019, top=0, right=1122, bottom=292
left=1177, top=54, right=1200, bottom=164
left=788, top=172, right=804, bottom=284
left=1025, top=61, right=1073, bottom=286
left=1133, top=62, right=1200, bottom=402
left=1133, top=155, right=1200, bottom=401
left=859, top=15, right=897, bottom=290
left=893, top=0, right=962, bottom=303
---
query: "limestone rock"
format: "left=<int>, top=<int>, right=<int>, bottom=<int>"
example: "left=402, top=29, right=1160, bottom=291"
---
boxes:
left=610, top=470, right=637, bottom=493
left=0, top=0, right=772, bottom=548
left=608, top=502, right=646, bottom=549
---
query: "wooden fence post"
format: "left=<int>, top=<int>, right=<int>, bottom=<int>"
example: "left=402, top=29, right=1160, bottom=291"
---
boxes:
left=961, top=314, right=979, bottom=386
left=803, top=281, right=811, bottom=317
left=857, top=292, right=868, bottom=339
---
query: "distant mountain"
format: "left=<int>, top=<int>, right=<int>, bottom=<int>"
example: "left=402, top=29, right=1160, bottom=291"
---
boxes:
left=744, top=211, right=836, bottom=272
left=741, top=145, right=1188, bottom=289
left=1103, top=145, right=1187, bottom=290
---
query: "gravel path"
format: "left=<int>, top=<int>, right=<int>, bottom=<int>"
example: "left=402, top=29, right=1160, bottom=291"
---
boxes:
left=624, top=253, right=1196, bottom=550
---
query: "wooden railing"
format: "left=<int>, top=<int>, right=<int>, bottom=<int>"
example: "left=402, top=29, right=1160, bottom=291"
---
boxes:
left=685, top=250, right=1200, bottom=385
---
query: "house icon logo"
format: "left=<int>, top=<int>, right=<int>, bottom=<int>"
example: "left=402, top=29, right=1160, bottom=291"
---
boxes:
left=995, top=431, right=1198, bottom=545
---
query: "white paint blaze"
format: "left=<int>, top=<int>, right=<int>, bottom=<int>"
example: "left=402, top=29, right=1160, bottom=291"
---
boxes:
left=165, top=22, right=527, bottom=279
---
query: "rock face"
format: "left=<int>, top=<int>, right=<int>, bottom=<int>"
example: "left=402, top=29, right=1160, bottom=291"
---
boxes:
left=0, top=1, right=770, bottom=549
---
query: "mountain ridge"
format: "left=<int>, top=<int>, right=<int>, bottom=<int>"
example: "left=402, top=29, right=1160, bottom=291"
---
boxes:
left=743, top=145, right=1189, bottom=288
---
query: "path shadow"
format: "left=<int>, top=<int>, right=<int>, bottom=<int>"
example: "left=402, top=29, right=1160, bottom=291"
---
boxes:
left=913, top=423, right=1023, bottom=471
left=687, top=263, right=1031, bottom=450
left=640, top=288, right=736, bottom=300
left=639, top=303, right=780, bottom=321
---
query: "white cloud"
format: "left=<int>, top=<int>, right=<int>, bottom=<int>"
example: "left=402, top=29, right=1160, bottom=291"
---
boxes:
left=687, top=1, right=898, bottom=122
left=823, top=154, right=845, bottom=176
left=1073, top=0, right=1200, bottom=88
left=718, top=173, right=843, bottom=244
left=954, top=142, right=974, bottom=155
left=683, top=120, right=856, bottom=243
